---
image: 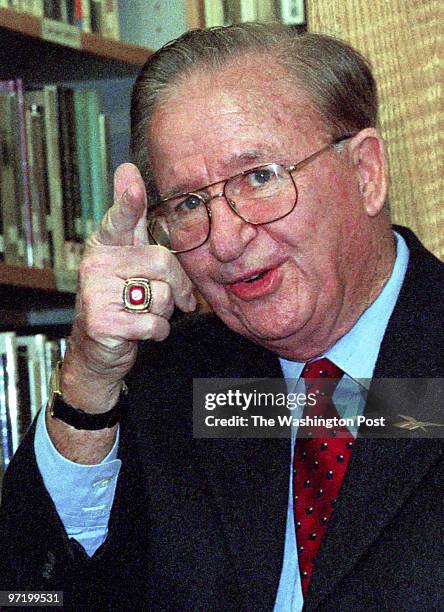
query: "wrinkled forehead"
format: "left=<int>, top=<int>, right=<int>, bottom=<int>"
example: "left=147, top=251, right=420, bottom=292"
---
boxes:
left=146, top=58, right=325, bottom=187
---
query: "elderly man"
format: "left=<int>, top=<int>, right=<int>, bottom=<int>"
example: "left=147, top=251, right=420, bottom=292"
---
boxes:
left=1, top=23, right=443, bottom=611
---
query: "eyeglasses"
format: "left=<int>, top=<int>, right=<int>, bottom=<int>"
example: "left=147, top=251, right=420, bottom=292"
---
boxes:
left=146, top=134, right=355, bottom=253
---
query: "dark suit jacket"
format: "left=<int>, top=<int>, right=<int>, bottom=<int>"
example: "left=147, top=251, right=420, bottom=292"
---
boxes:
left=1, top=227, right=443, bottom=611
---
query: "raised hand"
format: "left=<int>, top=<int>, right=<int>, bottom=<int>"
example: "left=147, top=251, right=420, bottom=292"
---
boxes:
left=59, top=163, right=196, bottom=416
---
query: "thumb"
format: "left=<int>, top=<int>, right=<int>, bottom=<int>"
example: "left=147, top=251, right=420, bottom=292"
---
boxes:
left=91, top=163, right=148, bottom=247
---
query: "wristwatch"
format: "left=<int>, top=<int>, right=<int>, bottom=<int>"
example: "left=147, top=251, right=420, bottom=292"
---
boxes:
left=48, top=361, right=128, bottom=430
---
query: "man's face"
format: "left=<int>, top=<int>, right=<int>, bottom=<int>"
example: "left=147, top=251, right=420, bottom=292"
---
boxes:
left=148, top=60, right=379, bottom=359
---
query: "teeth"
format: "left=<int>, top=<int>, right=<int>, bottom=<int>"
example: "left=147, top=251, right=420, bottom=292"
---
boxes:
left=244, top=273, right=261, bottom=283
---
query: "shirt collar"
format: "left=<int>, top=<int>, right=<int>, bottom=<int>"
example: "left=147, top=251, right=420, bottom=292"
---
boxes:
left=279, top=231, right=409, bottom=382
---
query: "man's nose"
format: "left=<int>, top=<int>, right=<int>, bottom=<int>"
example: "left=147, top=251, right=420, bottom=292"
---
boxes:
left=207, top=194, right=257, bottom=262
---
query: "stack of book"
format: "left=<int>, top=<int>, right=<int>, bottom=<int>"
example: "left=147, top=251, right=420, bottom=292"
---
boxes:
left=0, top=0, right=120, bottom=39
left=0, top=332, right=66, bottom=481
left=0, top=78, right=113, bottom=271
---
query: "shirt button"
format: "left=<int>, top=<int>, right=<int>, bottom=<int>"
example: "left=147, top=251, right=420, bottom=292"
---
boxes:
left=93, top=477, right=112, bottom=489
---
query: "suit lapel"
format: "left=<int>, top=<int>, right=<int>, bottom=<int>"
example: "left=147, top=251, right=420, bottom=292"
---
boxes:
left=198, top=436, right=290, bottom=611
left=304, top=229, right=444, bottom=610
left=303, top=437, right=442, bottom=610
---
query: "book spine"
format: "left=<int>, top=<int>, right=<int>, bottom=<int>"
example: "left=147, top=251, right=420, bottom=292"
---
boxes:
left=84, top=89, right=105, bottom=229
left=100, top=0, right=119, bottom=40
left=239, top=0, right=257, bottom=22
left=15, top=344, right=33, bottom=439
left=25, top=99, right=52, bottom=268
left=65, top=88, right=82, bottom=243
left=15, top=334, right=47, bottom=421
left=66, top=0, right=75, bottom=23
left=14, top=79, right=34, bottom=268
left=0, top=352, right=13, bottom=474
left=0, top=332, right=20, bottom=455
left=43, top=0, right=58, bottom=19
left=59, top=0, right=68, bottom=22
left=79, top=0, right=91, bottom=32
left=98, top=112, right=112, bottom=212
left=42, top=86, right=67, bottom=271
left=90, top=0, right=102, bottom=34
left=57, top=86, right=81, bottom=270
left=0, top=90, right=26, bottom=265
left=278, top=0, right=305, bottom=25
left=204, top=0, right=230, bottom=27
left=73, top=89, right=93, bottom=237
left=255, top=0, right=276, bottom=21
left=31, top=0, right=45, bottom=17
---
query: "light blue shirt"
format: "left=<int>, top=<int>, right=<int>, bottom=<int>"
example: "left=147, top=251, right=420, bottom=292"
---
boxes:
left=35, top=232, right=409, bottom=609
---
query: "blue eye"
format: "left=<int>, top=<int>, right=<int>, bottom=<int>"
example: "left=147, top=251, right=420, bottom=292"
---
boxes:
left=175, top=195, right=202, bottom=212
left=248, top=168, right=274, bottom=186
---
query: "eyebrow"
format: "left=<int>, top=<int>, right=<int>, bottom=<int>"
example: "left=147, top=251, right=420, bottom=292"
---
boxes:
left=160, top=149, right=274, bottom=199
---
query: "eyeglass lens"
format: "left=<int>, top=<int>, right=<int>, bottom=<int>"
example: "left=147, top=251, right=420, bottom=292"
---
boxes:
left=147, top=163, right=297, bottom=252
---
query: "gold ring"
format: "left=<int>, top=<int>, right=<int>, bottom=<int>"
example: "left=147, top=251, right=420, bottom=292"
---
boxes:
left=123, top=278, right=153, bottom=313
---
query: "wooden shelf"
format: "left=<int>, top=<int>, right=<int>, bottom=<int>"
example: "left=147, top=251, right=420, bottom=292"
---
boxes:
left=0, top=7, right=153, bottom=66
left=0, top=263, right=77, bottom=293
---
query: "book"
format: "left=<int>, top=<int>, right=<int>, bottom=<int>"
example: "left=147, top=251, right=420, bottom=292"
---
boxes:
left=30, top=1, right=44, bottom=17
left=83, top=89, right=105, bottom=230
left=43, top=0, right=60, bottom=19
left=98, top=112, right=112, bottom=211
left=24, top=101, right=52, bottom=268
left=74, top=0, right=91, bottom=31
left=25, top=87, right=66, bottom=271
left=100, top=0, right=119, bottom=40
left=0, top=351, right=13, bottom=477
left=278, top=0, right=305, bottom=25
left=15, top=334, right=48, bottom=421
left=15, top=343, right=34, bottom=439
left=0, top=88, right=25, bottom=264
left=41, top=86, right=67, bottom=271
left=238, top=0, right=257, bottom=22
left=20, top=0, right=44, bottom=15
left=0, top=79, right=32, bottom=267
left=57, top=86, right=83, bottom=269
left=72, top=88, right=95, bottom=238
left=90, top=0, right=102, bottom=34
left=255, top=0, right=276, bottom=21
left=0, top=332, right=20, bottom=456
left=204, top=0, right=229, bottom=27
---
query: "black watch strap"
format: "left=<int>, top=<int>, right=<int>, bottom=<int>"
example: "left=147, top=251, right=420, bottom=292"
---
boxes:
left=49, top=361, right=127, bottom=430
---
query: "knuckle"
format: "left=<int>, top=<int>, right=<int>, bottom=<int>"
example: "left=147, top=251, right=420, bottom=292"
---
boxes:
left=156, top=282, right=173, bottom=308
left=78, top=257, right=101, bottom=281
left=149, top=316, right=170, bottom=341
left=150, top=245, right=172, bottom=275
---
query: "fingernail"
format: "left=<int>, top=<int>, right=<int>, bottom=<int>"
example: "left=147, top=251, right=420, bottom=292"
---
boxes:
left=122, top=186, right=135, bottom=204
left=121, top=188, right=131, bottom=204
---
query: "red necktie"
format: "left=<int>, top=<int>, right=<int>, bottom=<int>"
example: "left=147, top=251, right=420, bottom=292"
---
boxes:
left=293, top=358, right=354, bottom=594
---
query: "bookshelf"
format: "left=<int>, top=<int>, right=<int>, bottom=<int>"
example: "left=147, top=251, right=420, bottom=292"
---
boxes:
left=0, top=263, right=76, bottom=292
left=0, top=7, right=152, bottom=314
left=0, top=7, right=153, bottom=82
left=0, top=7, right=152, bottom=67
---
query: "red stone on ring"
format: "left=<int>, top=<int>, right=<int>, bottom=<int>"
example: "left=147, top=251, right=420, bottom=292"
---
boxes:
left=123, top=278, right=152, bottom=312
left=129, top=285, right=146, bottom=305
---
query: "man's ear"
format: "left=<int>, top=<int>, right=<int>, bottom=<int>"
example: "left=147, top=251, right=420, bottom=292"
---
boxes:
left=349, top=128, right=388, bottom=217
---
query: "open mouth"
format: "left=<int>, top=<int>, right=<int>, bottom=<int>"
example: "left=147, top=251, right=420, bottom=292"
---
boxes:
left=242, top=270, right=270, bottom=283
left=227, top=266, right=281, bottom=300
